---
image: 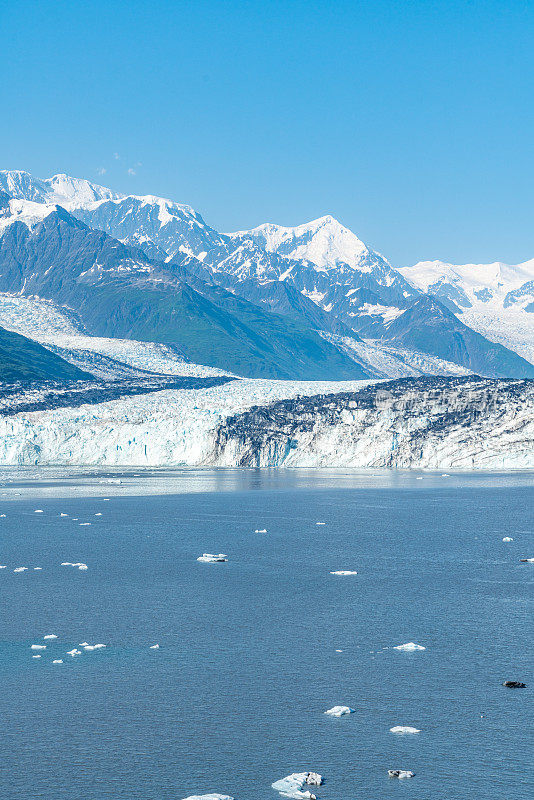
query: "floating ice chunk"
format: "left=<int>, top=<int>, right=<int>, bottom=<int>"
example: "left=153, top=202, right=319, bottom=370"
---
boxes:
left=441, top=473, right=450, bottom=477
left=335, top=649, right=343, bottom=653
left=79, top=523, right=91, bottom=526
left=149, top=644, right=160, bottom=649
left=390, top=726, right=421, bottom=734
left=34, top=509, right=43, bottom=513
left=52, top=659, right=63, bottom=664
left=79, top=642, right=90, bottom=647
left=325, top=705, right=354, bottom=716
left=72, top=518, right=79, bottom=521
left=60, top=562, right=88, bottom=570
left=33, top=567, right=42, bottom=570
left=14, top=567, right=28, bottom=572
left=197, top=553, right=228, bottom=563
left=95, top=513, right=102, bottom=516
left=43, top=634, right=58, bottom=640
left=0, top=565, right=6, bottom=569
left=388, top=770, right=414, bottom=779
left=520, top=558, right=534, bottom=563
left=61, top=562, right=74, bottom=566
left=83, top=643, right=106, bottom=651
left=502, top=537, right=514, bottom=542
left=32, top=654, right=42, bottom=659
left=67, top=649, right=82, bottom=657
left=31, top=644, right=46, bottom=650
left=330, top=570, right=357, bottom=576
left=394, top=642, right=425, bottom=651
left=255, top=529, right=267, bottom=533
left=272, top=772, right=323, bottom=799
left=60, top=513, right=68, bottom=517
left=416, top=477, right=423, bottom=480
left=181, top=795, right=234, bottom=800
left=75, top=563, right=88, bottom=570
left=316, top=522, right=326, bottom=525
left=0, top=513, right=5, bottom=517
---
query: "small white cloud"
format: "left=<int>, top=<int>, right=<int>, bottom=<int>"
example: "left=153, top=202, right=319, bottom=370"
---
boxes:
left=113, top=152, right=120, bottom=160
left=127, top=168, right=136, bottom=176
left=96, top=167, right=107, bottom=176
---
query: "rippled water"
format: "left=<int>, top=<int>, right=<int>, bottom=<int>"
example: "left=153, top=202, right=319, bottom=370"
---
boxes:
left=0, top=469, right=532, bottom=800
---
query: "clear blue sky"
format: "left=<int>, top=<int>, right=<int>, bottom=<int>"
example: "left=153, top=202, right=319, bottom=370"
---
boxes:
left=2, top=0, right=533, bottom=266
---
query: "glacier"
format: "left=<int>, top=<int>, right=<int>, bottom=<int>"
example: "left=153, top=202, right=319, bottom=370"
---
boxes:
left=0, top=375, right=532, bottom=469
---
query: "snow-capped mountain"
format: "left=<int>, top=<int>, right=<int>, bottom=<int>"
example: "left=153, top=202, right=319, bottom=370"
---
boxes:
left=2, top=169, right=533, bottom=378
left=0, top=197, right=371, bottom=380
left=400, top=258, right=534, bottom=363
left=0, top=169, right=120, bottom=207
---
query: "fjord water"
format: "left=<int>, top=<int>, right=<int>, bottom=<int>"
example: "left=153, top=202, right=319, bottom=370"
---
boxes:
left=0, top=469, right=532, bottom=800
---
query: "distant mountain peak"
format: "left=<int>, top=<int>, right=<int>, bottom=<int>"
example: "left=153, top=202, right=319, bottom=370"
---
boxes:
left=0, top=169, right=122, bottom=209
left=229, top=214, right=377, bottom=272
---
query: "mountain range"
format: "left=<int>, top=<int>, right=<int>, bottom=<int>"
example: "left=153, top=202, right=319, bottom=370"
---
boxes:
left=0, top=169, right=533, bottom=381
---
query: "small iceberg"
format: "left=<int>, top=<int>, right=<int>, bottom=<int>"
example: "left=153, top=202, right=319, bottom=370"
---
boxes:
left=60, top=513, right=68, bottom=517
left=31, top=644, right=46, bottom=650
left=255, top=529, right=267, bottom=533
left=14, top=567, right=28, bottom=572
left=325, top=706, right=354, bottom=716
left=43, top=634, right=58, bottom=640
left=95, top=513, right=102, bottom=516
left=181, top=795, right=234, bottom=800
left=52, top=659, right=63, bottom=664
left=197, top=553, right=228, bottom=563
left=33, top=567, right=42, bottom=570
left=330, top=570, right=357, bottom=576
left=79, top=523, right=91, bottom=526
left=32, top=654, right=42, bottom=659
left=390, top=726, right=421, bottom=734
left=83, top=643, right=106, bottom=651
left=316, top=522, right=326, bottom=525
left=34, top=510, right=44, bottom=514
left=502, top=537, right=514, bottom=542
left=149, top=644, right=160, bottom=649
left=60, top=562, right=88, bottom=570
left=394, top=642, right=425, bottom=651
left=0, top=565, right=6, bottom=569
left=388, top=770, right=414, bottom=779
left=272, top=772, right=323, bottom=799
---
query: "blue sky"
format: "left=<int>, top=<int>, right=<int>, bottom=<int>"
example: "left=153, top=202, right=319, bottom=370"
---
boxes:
left=2, top=0, right=533, bottom=266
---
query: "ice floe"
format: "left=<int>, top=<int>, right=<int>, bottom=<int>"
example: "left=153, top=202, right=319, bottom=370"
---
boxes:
left=149, top=644, right=160, bottom=649
left=52, top=659, right=63, bottom=664
left=83, top=643, right=106, bottom=651
left=34, top=509, right=43, bottom=513
left=502, top=537, right=514, bottom=542
left=388, top=770, right=415, bottom=779
left=43, top=634, right=58, bottom=640
left=393, top=642, right=425, bottom=651
left=330, top=570, right=357, bottom=576
left=197, top=553, right=228, bottom=563
left=67, top=648, right=82, bottom=657
left=32, top=654, right=41, bottom=659
left=79, top=522, right=91, bottom=526
left=181, top=795, right=234, bottom=800
left=390, top=725, right=421, bottom=734
left=324, top=706, right=354, bottom=716
left=316, top=522, right=326, bottom=525
left=60, top=513, right=68, bottom=517
left=31, top=644, right=46, bottom=650
left=255, top=528, right=267, bottom=533
left=13, top=566, right=28, bottom=572
left=272, top=772, right=323, bottom=799
left=61, top=562, right=88, bottom=570
left=95, top=512, right=102, bottom=516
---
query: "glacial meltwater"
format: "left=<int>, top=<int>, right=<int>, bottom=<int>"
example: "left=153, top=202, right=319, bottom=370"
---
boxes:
left=0, top=468, right=532, bottom=800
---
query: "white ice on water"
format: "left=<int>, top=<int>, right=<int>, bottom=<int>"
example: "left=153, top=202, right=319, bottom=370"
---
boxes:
left=324, top=706, right=354, bottom=716
left=502, top=537, right=514, bottom=542
left=329, top=570, right=357, bottom=576
left=43, top=634, right=58, bottom=640
left=390, top=726, right=421, bottom=734
left=393, top=642, right=426, bottom=651
left=197, top=554, right=228, bottom=563
left=272, top=772, right=323, bottom=799
left=31, top=644, right=46, bottom=650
